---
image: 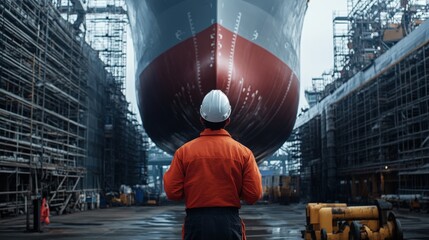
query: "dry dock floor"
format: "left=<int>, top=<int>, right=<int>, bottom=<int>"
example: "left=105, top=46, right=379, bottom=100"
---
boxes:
left=0, top=203, right=428, bottom=239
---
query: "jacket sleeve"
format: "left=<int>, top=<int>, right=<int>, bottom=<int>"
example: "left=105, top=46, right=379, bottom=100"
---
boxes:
left=241, top=152, right=262, bottom=204
left=163, top=151, right=185, bottom=201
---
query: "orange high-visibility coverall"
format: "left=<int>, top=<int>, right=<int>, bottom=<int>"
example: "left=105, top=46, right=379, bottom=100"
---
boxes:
left=164, top=128, right=263, bottom=239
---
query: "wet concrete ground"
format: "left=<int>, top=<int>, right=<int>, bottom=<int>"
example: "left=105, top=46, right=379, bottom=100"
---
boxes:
left=0, top=203, right=427, bottom=239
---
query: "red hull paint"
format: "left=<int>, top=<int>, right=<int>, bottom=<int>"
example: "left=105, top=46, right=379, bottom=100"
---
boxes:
left=138, top=24, right=299, bottom=161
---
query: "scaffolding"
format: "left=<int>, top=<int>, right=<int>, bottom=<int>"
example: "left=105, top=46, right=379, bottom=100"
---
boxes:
left=290, top=0, right=429, bottom=204
left=103, top=86, right=148, bottom=190
left=85, top=0, right=128, bottom=90
left=0, top=0, right=86, bottom=217
left=304, top=73, right=332, bottom=108
left=57, top=0, right=148, bottom=191
left=0, top=0, right=147, bottom=219
left=334, top=37, right=429, bottom=202
left=332, top=0, right=429, bottom=86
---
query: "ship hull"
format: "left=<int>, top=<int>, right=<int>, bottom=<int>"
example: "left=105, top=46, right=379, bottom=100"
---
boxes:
left=127, top=0, right=308, bottom=161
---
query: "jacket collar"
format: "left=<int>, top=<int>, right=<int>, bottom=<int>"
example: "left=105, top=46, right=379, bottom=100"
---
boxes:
left=200, top=128, right=231, bottom=137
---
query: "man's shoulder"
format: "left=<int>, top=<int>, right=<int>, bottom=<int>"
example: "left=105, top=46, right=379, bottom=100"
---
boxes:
left=229, top=138, right=251, bottom=150
left=178, top=134, right=252, bottom=153
left=176, top=137, right=201, bottom=151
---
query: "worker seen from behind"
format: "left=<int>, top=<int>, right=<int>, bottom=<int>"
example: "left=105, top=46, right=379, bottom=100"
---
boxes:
left=164, top=89, right=263, bottom=240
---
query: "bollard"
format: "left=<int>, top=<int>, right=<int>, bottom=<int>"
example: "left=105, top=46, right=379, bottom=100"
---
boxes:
left=32, top=198, right=41, bottom=232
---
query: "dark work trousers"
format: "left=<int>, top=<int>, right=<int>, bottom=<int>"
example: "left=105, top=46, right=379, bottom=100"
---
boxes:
left=183, top=207, right=243, bottom=240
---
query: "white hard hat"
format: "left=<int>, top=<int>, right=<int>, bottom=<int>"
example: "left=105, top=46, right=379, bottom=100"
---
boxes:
left=200, top=90, right=231, bottom=123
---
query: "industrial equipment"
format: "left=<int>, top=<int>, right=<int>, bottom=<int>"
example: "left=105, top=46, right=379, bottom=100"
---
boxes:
left=262, top=175, right=300, bottom=204
left=302, top=200, right=403, bottom=240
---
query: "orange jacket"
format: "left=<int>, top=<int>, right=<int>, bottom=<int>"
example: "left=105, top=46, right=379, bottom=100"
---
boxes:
left=164, top=129, right=262, bottom=209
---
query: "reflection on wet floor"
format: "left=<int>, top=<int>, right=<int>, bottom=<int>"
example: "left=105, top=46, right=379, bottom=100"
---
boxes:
left=0, top=203, right=428, bottom=239
left=240, top=204, right=306, bottom=239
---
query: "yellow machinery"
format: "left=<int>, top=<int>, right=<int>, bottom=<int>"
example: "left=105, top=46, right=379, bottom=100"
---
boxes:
left=262, top=175, right=300, bottom=204
left=302, top=200, right=403, bottom=240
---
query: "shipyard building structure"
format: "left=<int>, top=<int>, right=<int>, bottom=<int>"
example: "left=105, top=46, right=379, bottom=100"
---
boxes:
left=0, top=0, right=147, bottom=217
left=290, top=0, right=429, bottom=204
left=2, top=0, right=429, bottom=219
